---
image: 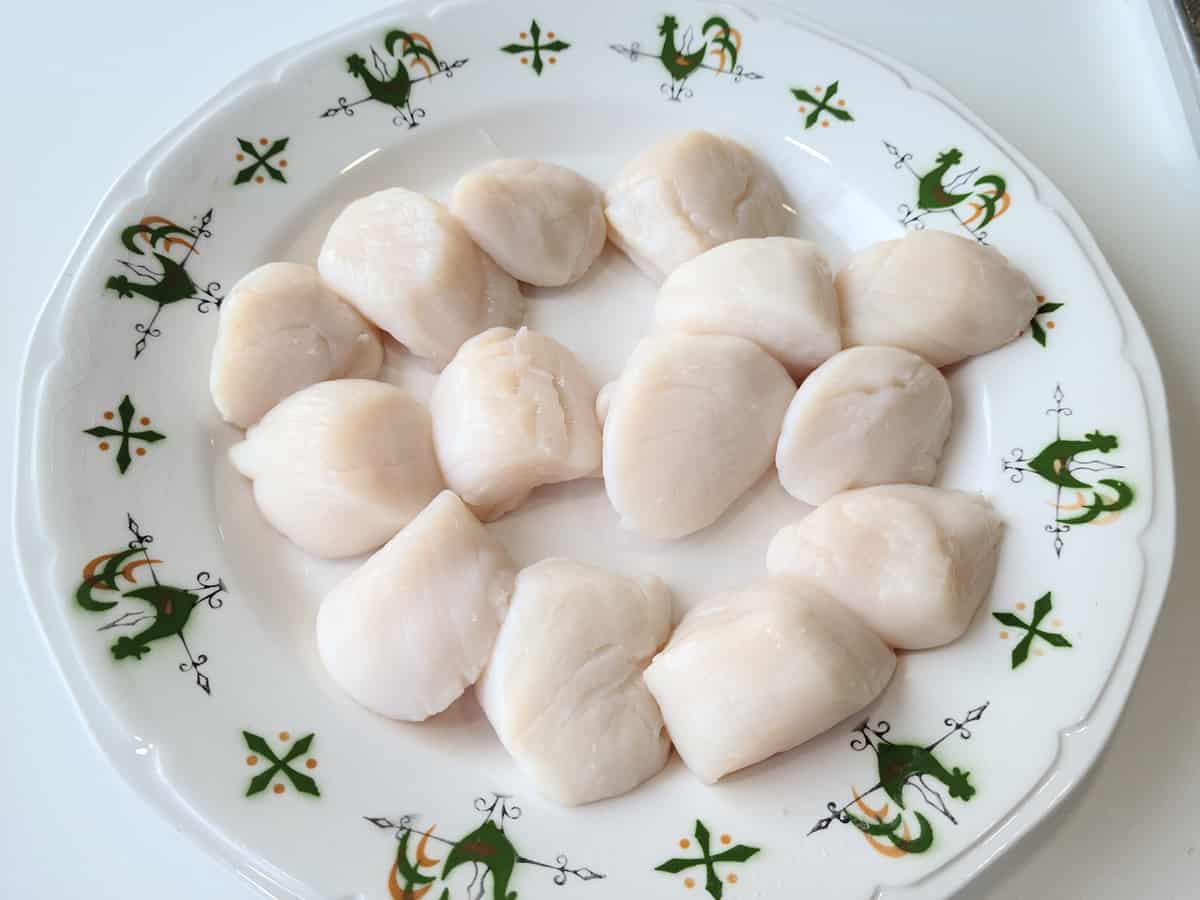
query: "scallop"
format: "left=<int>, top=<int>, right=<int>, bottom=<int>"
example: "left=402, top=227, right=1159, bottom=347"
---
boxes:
left=450, top=159, right=607, bottom=287
left=431, top=327, right=602, bottom=521
left=317, top=187, right=525, bottom=368
left=605, top=130, right=788, bottom=282
left=643, top=578, right=895, bottom=784
left=601, top=334, right=795, bottom=539
left=477, top=558, right=672, bottom=805
left=775, top=346, right=952, bottom=505
left=655, top=237, right=841, bottom=378
left=316, top=491, right=515, bottom=721
left=229, top=379, right=444, bottom=558
left=209, top=262, right=383, bottom=428
left=767, top=484, right=1004, bottom=649
left=836, top=229, right=1038, bottom=367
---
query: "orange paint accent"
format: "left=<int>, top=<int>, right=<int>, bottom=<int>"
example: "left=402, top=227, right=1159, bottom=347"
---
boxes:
left=814, top=84, right=822, bottom=91
left=137, top=216, right=196, bottom=254
left=98, top=442, right=110, bottom=451
left=1016, top=602, right=1026, bottom=610
left=676, top=55, right=690, bottom=66
left=403, top=32, right=435, bottom=77
left=1053, top=619, right=1063, bottom=627
left=1092, top=510, right=1124, bottom=526
left=821, top=120, right=830, bottom=128
left=140, top=416, right=150, bottom=425
left=852, top=786, right=911, bottom=858
left=236, top=153, right=245, bottom=161
left=520, top=31, right=527, bottom=38
left=279, top=731, right=290, bottom=741
left=255, top=175, right=264, bottom=184
left=1054, top=492, right=1088, bottom=512
left=121, top=558, right=160, bottom=583
left=720, top=834, right=731, bottom=845
left=135, top=448, right=146, bottom=457
left=259, top=137, right=269, bottom=146
left=279, top=160, right=287, bottom=167
left=679, top=838, right=690, bottom=849
left=521, top=57, right=529, bottom=64
left=684, top=878, right=695, bottom=889
left=548, top=57, right=557, bottom=64
left=1034, top=649, right=1045, bottom=656
left=388, top=861, right=433, bottom=900
left=999, top=631, right=1009, bottom=639
left=728, top=874, right=738, bottom=884
left=547, top=31, right=555, bottom=38
left=273, top=783, right=285, bottom=794
left=246, top=755, right=258, bottom=765
left=415, top=826, right=441, bottom=867
left=306, top=758, right=317, bottom=769
left=837, top=99, right=846, bottom=106
left=1046, top=321, right=1056, bottom=329
left=103, top=411, right=114, bottom=420
left=798, top=106, right=806, bottom=113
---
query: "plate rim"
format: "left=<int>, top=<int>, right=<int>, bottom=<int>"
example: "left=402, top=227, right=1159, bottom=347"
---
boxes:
left=12, top=2, right=1177, bottom=898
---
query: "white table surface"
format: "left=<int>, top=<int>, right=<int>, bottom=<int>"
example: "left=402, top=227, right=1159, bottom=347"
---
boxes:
left=2, top=1, right=1197, bottom=897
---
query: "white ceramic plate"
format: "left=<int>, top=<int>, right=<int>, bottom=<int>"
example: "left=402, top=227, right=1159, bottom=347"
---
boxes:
left=15, top=2, right=1175, bottom=898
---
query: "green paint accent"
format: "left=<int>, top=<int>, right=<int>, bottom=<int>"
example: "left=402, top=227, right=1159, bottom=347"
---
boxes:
left=1028, top=431, right=1121, bottom=490
left=916, top=149, right=1007, bottom=230
left=106, top=251, right=197, bottom=309
left=994, top=592, right=1072, bottom=668
left=843, top=808, right=935, bottom=853
left=655, top=819, right=759, bottom=899
left=1030, top=301, right=1063, bottom=347
left=111, top=585, right=198, bottom=660
left=656, top=15, right=737, bottom=82
left=243, top=731, right=320, bottom=797
left=84, top=395, right=165, bottom=474
left=876, top=742, right=975, bottom=808
left=74, top=548, right=141, bottom=612
left=790, top=81, right=855, bottom=129
left=501, top=19, right=570, bottom=76
left=234, top=137, right=288, bottom=185
left=1058, top=478, right=1134, bottom=524
left=393, top=828, right=437, bottom=892
left=441, top=819, right=519, bottom=900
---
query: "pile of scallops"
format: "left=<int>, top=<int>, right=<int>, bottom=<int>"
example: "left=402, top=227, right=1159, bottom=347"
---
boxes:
left=212, top=130, right=1037, bottom=806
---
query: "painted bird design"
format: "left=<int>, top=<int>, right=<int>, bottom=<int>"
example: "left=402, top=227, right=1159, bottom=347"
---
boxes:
left=913, top=148, right=1009, bottom=232
left=346, top=30, right=442, bottom=128
left=656, top=14, right=739, bottom=97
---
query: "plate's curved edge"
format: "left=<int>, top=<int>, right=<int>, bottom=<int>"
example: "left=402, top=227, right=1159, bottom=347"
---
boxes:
left=12, top=3, right=1177, bottom=899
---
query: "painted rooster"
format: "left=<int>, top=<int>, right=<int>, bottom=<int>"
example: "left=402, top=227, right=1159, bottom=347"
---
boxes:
left=656, top=14, right=740, bottom=99
left=910, top=148, right=1010, bottom=234
left=346, top=30, right=442, bottom=127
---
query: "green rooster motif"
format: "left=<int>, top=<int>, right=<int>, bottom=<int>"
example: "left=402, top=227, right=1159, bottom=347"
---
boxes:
left=611, top=14, right=762, bottom=101
left=885, top=142, right=1011, bottom=242
left=321, top=29, right=468, bottom=128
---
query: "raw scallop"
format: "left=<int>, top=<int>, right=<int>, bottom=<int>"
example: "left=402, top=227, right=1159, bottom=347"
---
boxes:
left=431, top=327, right=602, bottom=521
left=643, top=578, right=895, bottom=784
left=450, top=159, right=607, bottom=287
left=601, top=334, right=794, bottom=539
left=229, top=379, right=443, bottom=558
left=775, top=346, right=952, bottom=505
left=655, top=237, right=840, bottom=377
left=605, top=130, right=788, bottom=282
left=767, top=484, right=1004, bottom=649
left=477, top=558, right=672, bottom=805
left=316, top=491, right=515, bottom=721
left=836, top=229, right=1038, bottom=367
left=210, top=262, right=383, bottom=428
left=317, top=187, right=524, bottom=368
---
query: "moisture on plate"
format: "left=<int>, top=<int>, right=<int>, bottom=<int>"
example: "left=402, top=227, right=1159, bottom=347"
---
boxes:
left=317, top=187, right=525, bottom=369
left=209, top=262, right=383, bottom=428
left=476, top=558, right=673, bottom=805
left=654, top=237, right=841, bottom=378
left=599, top=333, right=795, bottom=539
left=228, top=379, right=444, bottom=558
left=450, top=159, right=608, bottom=287
left=431, top=326, right=602, bottom=522
left=836, top=229, right=1039, bottom=367
left=604, top=130, right=789, bottom=282
left=767, top=484, right=1004, bottom=649
left=643, top=577, right=896, bottom=784
left=775, top=346, right=952, bottom=505
left=316, top=491, right=515, bottom=721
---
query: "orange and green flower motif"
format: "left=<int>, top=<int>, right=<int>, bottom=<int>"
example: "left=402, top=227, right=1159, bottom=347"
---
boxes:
left=656, top=820, right=759, bottom=899
left=610, top=14, right=763, bottom=102
left=501, top=19, right=569, bottom=75
left=84, top=395, right=164, bottom=474
left=994, top=592, right=1071, bottom=668
left=104, top=210, right=223, bottom=358
left=367, top=794, right=603, bottom=898
left=320, top=28, right=468, bottom=129
left=234, top=136, right=288, bottom=185
left=790, top=81, right=853, bottom=129
left=884, top=141, right=1011, bottom=243
left=243, top=731, right=320, bottom=797
left=74, top=515, right=225, bottom=694
left=1002, top=385, right=1135, bottom=556
left=810, top=703, right=988, bottom=858
left=1030, top=297, right=1064, bottom=347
